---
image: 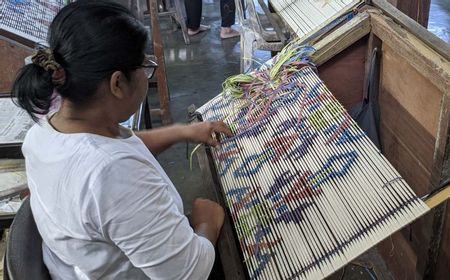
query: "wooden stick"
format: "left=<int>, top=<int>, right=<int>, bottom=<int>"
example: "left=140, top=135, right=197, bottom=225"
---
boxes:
left=425, top=184, right=450, bottom=209
left=311, top=12, right=371, bottom=66
left=371, top=0, right=450, bottom=63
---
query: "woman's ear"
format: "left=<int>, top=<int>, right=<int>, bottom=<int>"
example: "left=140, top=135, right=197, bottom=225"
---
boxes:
left=109, top=71, right=126, bottom=99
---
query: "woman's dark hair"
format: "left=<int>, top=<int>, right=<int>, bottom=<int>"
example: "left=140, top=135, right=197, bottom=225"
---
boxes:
left=12, top=0, right=148, bottom=121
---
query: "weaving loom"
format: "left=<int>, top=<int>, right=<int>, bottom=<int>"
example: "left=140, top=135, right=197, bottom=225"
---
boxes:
left=192, top=1, right=450, bottom=279
left=195, top=47, right=432, bottom=278
left=0, top=0, right=65, bottom=45
left=269, top=0, right=362, bottom=39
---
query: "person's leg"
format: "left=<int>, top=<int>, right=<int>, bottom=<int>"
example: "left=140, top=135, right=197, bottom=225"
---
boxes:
left=185, top=0, right=210, bottom=35
left=185, top=0, right=202, bottom=30
left=220, top=0, right=239, bottom=39
left=220, top=0, right=235, bottom=27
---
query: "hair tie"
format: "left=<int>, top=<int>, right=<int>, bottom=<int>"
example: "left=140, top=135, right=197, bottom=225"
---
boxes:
left=31, top=48, right=62, bottom=72
left=51, top=68, right=66, bottom=87
left=31, top=48, right=66, bottom=86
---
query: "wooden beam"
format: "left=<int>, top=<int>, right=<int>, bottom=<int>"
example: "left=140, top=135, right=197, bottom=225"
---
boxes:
left=425, top=186, right=450, bottom=209
left=369, top=11, right=450, bottom=98
left=311, top=12, right=371, bottom=66
left=372, top=0, right=450, bottom=63
left=388, top=0, right=431, bottom=27
left=431, top=95, right=450, bottom=196
left=147, top=0, right=172, bottom=125
left=422, top=94, right=450, bottom=278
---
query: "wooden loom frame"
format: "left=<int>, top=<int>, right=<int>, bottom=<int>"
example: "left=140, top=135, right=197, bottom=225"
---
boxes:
left=194, top=1, right=450, bottom=279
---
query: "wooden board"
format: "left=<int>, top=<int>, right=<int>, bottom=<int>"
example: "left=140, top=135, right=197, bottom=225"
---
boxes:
left=379, top=122, right=432, bottom=196
left=425, top=94, right=450, bottom=278
left=376, top=230, right=420, bottom=279
left=318, top=36, right=368, bottom=111
left=436, top=202, right=450, bottom=278
left=370, top=10, right=450, bottom=96
left=311, top=11, right=371, bottom=66
left=370, top=8, right=450, bottom=276
left=373, top=0, right=450, bottom=63
left=380, top=45, right=440, bottom=170
left=377, top=41, right=443, bottom=276
left=0, top=37, right=32, bottom=93
left=386, top=0, right=431, bottom=27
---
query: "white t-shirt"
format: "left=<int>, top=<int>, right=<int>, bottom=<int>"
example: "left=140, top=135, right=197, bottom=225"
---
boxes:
left=22, top=116, right=215, bottom=280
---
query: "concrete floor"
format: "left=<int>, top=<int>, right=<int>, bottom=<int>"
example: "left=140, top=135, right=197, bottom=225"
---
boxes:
left=150, top=0, right=450, bottom=279
left=429, top=0, right=450, bottom=44
left=151, top=2, right=241, bottom=214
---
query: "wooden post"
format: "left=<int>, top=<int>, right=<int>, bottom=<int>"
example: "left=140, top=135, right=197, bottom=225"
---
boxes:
left=387, top=0, right=431, bottom=27
left=423, top=95, right=450, bottom=279
left=147, top=0, right=172, bottom=125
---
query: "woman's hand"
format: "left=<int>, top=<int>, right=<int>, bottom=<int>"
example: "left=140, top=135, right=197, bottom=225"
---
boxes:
left=183, top=121, right=232, bottom=147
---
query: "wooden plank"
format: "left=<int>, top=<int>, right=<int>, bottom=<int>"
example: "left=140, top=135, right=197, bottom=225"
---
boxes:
left=378, top=43, right=444, bottom=273
left=425, top=185, right=450, bottom=209
left=318, top=36, right=367, bottom=110
left=372, top=0, right=450, bottom=63
left=423, top=95, right=450, bottom=278
left=430, top=95, right=450, bottom=194
left=386, top=0, right=431, bottom=27
left=420, top=205, right=447, bottom=277
left=373, top=13, right=450, bottom=277
left=379, top=121, right=431, bottom=196
left=379, top=45, right=440, bottom=166
left=377, top=230, right=420, bottom=280
left=377, top=44, right=443, bottom=273
left=0, top=37, right=33, bottom=93
left=436, top=203, right=450, bottom=278
left=311, top=12, right=371, bottom=66
left=370, top=11, right=450, bottom=97
left=147, top=0, right=172, bottom=125
left=379, top=44, right=442, bottom=137
left=0, top=30, right=34, bottom=49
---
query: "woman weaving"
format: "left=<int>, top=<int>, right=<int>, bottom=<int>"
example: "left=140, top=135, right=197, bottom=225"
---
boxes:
left=12, top=1, right=231, bottom=279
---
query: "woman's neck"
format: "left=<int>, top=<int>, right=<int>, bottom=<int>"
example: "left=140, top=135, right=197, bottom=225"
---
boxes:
left=50, top=99, right=121, bottom=138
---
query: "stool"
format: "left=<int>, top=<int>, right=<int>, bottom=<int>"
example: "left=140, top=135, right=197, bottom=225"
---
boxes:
left=158, top=0, right=190, bottom=45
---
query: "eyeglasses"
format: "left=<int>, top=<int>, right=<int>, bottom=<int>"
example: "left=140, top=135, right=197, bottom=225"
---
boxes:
left=141, top=56, right=158, bottom=79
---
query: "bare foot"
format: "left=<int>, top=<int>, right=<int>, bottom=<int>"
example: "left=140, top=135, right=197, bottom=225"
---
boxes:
left=220, top=27, right=240, bottom=39
left=188, top=24, right=211, bottom=36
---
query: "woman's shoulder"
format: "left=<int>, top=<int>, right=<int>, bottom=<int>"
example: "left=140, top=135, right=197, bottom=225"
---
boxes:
left=23, top=120, right=154, bottom=180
